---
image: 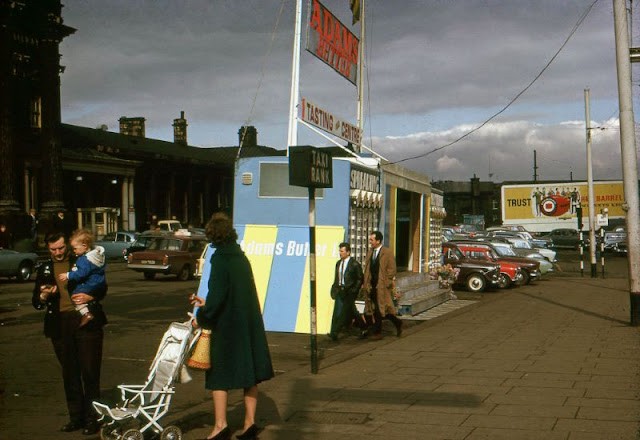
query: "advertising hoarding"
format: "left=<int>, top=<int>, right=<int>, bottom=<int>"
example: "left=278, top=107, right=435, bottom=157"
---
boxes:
left=501, top=181, right=625, bottom=231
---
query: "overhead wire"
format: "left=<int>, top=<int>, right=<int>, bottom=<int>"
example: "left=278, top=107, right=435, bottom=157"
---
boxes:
left=236, top=0, right=287, bottom=162
left=385, top=0, right=601, bottom=167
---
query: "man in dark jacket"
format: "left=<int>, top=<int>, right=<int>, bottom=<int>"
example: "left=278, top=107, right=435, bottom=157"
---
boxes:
left=32, top=232, right=107, bottom=436
left=328, top=242, right=363, bottom=341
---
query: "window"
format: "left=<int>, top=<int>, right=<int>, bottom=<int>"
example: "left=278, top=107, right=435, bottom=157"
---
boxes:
left=259, top=162, right=324, bottom=198
left=30, top=97, right=41, bottom=128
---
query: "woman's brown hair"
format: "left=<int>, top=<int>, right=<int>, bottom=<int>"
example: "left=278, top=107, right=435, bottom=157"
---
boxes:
left=205, top=213, right=238, bottom=246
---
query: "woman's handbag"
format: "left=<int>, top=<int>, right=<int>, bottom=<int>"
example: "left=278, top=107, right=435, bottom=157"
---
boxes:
left=187, top=329, right=211, bottom=370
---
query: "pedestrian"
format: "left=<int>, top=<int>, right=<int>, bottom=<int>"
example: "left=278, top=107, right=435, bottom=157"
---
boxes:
left=360, top=231, right=403, bottom=340
left=57, top=229, right=107, bottom=327
left=0, top=223, right=11, bottom=249
left=31, top=232, right=107, bottom=436
left=29, top=208, right=38, bottom=243
left=328, top=242, right=363, bottom=341
left=189, top=212, right=274, bottom=440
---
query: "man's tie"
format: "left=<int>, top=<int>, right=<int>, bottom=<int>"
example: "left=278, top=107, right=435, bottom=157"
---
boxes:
left=339, top=260, right=345, bottom=286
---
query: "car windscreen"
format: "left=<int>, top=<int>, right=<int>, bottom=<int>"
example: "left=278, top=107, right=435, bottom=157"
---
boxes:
left=493, top=246, right=516, bottom=256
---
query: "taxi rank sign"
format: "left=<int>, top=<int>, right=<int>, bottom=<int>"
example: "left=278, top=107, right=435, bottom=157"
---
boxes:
left=289, top=146, right=333, bottom=188
left=288, top=145, right=332, bottom=375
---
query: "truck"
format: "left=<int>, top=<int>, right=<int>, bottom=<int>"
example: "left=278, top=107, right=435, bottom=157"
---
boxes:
left=501, top=181, right=625, bottom=233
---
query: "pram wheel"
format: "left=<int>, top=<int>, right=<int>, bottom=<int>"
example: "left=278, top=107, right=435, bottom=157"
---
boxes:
left=121, top=428, right=144, bottom=440
left=100, top=425, right=121, bottom=440
left=160, top=425, right=182, bottom=440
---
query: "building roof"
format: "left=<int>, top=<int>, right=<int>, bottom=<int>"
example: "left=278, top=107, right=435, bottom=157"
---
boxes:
left=60, top=124, right=285, bottom=166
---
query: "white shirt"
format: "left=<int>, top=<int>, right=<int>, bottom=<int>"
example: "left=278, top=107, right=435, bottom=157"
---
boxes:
left=339, top=256, right=351, bottom=286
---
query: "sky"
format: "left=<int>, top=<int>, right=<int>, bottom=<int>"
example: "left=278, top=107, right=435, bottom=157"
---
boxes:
left=59, top=0, right=640, bottom=182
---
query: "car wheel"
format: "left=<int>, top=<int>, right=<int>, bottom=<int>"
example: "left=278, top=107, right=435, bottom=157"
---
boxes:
left=17, top=261, right=33, bottom=282
left=143, top=272, right=156, bottom=280
left=466, top=274, right=486, bottom=292
left=521, top=270, right=531, bottom=285
left=497, top=273, right=510, bottom=289
left=177, top=265, right=191, bottom=281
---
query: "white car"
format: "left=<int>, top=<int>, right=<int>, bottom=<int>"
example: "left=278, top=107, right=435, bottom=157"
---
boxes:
left=491, top=242, right=554, bottom=275
left=505, top=238, right=557, bottom=263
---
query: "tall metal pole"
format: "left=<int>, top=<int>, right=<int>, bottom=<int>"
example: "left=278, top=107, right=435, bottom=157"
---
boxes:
left=613, top=0, right=640, bottom=325
left=286, top=0, right=302, bottom=155
left=308, top=187, right=318, bottom=373
left=356, top=0, right=366, bottom=154
left=584, top=89, right=597, bottom=277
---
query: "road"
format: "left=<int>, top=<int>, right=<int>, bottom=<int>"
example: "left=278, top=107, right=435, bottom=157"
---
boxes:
left=0, top=250, right=630, bottom=439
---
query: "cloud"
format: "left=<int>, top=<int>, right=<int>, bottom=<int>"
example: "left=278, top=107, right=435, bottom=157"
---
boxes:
left=373, top=118, right=627, bottom=182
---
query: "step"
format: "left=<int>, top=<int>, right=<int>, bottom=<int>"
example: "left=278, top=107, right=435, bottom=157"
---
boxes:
left=399, top=279, right=443, bottom=301
left=397, top=286, right=452, bottom=316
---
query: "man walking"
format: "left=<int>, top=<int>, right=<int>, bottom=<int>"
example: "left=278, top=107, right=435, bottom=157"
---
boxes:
left=361, top=231, right=402, bottom=340
left=32, top=232, right=108, bottom=435
left=328, top=242, right=363, bottom=341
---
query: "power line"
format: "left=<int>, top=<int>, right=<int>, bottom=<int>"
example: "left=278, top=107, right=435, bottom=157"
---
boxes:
left=386, top=0, right=601, bottom=166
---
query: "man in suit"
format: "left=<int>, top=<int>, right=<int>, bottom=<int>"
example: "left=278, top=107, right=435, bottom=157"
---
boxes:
left=361, top=231, right=402, bottom=340
left=328, top=242, right=363, bottom=341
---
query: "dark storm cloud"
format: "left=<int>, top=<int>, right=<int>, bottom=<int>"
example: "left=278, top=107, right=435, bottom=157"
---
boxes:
left=59, top=0, right=634, bottom=180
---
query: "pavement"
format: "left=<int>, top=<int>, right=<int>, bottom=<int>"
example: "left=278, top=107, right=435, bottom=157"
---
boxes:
left=1, top=253, right=639, bottom=440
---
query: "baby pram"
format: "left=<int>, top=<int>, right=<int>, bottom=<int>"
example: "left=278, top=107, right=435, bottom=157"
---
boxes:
left=93, top=321, right=200, bottom=440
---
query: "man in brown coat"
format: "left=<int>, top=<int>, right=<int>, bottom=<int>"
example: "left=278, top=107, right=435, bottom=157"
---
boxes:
left=361, top=231, right=402, bottom=340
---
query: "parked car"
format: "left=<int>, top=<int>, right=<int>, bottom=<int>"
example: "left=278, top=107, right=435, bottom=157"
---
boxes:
left=602, top=229, right=627, bottom=254
left=0, top=248, right=38, bottom=282
left=503, top=237, right=557, bottom=263
left=489, top=241, right=554, bottom=276
left=95, top=231, right=138, bottom=260
left=453, top=241, right=524, bottom=288
left=487, top=229, right=553, bottom=249
left=542, top=228, right=586, bottom=249
left=123, top=232, right=163, bottom=261
left=454, top=241, right=541, bottom=285
left=127, top=233, right=207, bottom=280
left=441, top=242, right=500, bottom=293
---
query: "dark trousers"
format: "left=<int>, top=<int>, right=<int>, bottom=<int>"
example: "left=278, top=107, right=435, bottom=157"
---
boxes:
left=330, top=288, right=358, bottom=337
left=370, top=288, right=402, bottom=335
left=51, top=312, right=103, bottom=424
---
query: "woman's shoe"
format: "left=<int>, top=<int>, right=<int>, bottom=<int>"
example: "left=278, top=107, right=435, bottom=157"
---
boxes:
left=205, top=427, right=231, bottom=440
left=236, top=424, right=259, bottom=439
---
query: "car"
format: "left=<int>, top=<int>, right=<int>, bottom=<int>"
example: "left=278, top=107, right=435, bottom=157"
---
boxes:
left=0, top=248, right=38, bottom=282
left=503, top=237, right=557, bottom=263
left=602, top=229, right=627, bottom=254
left=487, top=229, right=553, bottom=249
left=95, top=231, right=138, bottom=260
left=441, top=242, right=501, bottom=293
left=453, top=241, right=526, bottom=288
left=542, top=228, right=586, bottom=249
left=489, top=241, right=554, bottom=276
left=127, top=233, right=207, bottom=281
left=123, top=232, right=163, bottom=261
left=455, top=241, right=541, bottom=285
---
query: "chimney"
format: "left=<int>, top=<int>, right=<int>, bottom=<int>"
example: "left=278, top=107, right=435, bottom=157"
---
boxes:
left=173, top=111, right=188, bottom=146
left=119, top=116, right=146, bottom=137
left=238, top=125, right=257, bottom=147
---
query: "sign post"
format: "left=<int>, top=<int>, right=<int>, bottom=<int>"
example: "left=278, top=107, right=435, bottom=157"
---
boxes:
left=289, top=146, right=333, bottom=373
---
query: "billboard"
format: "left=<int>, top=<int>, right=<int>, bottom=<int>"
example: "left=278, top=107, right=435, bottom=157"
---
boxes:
left=306, top=0, right=359, bottom=85
left=501, top=181, right=625, bottom=230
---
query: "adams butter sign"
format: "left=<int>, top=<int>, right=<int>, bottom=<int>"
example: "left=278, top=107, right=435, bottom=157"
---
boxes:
left=306, top=0, right=359, bottom=85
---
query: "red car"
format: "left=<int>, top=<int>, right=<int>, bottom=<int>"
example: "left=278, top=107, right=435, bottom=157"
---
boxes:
left=453, top=242, right=523, bottom=289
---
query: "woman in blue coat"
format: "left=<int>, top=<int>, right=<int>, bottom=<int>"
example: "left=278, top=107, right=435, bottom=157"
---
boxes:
left=191, top=213, right=274, bottom=440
